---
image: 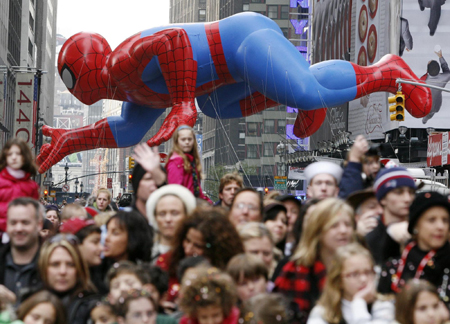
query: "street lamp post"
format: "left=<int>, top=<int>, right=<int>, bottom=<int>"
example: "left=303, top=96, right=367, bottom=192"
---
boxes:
left=64, top=163, right=69, bottom=185
left=80, top=182, right=84, bottom=196
left=75, top=178, right=79, bottom=193
left=276, top=141, right=288, bottom=193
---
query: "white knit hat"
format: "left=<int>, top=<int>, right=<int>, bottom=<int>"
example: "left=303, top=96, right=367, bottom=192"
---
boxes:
left=304, top=161, right=343, bottom=185
left=146, top=184, right=197, bottom=231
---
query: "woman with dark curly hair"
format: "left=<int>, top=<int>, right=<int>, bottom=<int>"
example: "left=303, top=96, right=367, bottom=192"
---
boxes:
left=156, top=206, right=244, bottom=302
left=103, top=210, right=153, bottom=263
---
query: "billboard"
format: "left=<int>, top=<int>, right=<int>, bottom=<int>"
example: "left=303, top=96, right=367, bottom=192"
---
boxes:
left=348, top=0, right=390, bottom=140
left=400, top=0, right=450, bottom=129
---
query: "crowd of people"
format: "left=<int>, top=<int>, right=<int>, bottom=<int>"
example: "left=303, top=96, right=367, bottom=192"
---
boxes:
left=0, top=127, right=449, bottom=324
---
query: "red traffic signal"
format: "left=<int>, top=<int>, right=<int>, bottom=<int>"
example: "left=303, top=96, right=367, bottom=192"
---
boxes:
left=44, top=190, right=48, bottom=196
left=264, top=187, right=269, bottom=194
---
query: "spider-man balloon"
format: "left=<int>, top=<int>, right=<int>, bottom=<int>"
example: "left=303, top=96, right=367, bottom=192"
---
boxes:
left=37, top=12, right=431, bottom=173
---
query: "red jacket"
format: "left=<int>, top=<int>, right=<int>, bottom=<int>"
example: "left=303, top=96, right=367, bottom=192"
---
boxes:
left=166, top=152, right=211, bottom=203
left=179, top=306, right=240, bottom=324
left=0, top=168, right=39, bottom=232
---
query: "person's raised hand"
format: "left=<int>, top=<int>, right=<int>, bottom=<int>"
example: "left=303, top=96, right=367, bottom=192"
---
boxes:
left=132, top=143, right=166, bottom=186
left=348, top=135, right=369, bottom=163
left=356, top=211, right=379, bottom=237
left=0, top=285, right=16, bottom=305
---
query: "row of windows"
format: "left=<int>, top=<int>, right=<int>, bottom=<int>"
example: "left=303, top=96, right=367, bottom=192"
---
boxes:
left=247, top=120, right=286, bottom=136
left=242, top=5, right=290, bottom=20
left=246, top=143, right=278, bottom=158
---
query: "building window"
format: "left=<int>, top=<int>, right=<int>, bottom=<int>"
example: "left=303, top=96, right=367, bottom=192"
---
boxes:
left=243, top=4, right=249, bottom=11
left=28, top=39, right=33, bottom=57
left=199, top=0, right=206, bottom=3
left=29, top=13, right=34, bottom=33
left=263, top=142, right=274, bottom=157
left=264, top=119, right=275, bottom=134
left=263, top=165, right=273, bottom=177
left=247, top=145, right=258, bottom=159
left=198, top=9, right=206, bottom=21
left=267, top=5, right=278, bottom=19
left=281, top=28, right=289, bottom=38
left=247, top=122, right=258, bottom=136
left=281, top=5, right=289, bottom=19
left=278, top=119, right=286, bottom=134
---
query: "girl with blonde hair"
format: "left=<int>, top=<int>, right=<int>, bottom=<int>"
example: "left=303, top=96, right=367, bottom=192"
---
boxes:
left=273, top=198, right=355, bottom=323
left=307, top=243, right=394, bottom=324
left=166, top=125, right=211, bottom=202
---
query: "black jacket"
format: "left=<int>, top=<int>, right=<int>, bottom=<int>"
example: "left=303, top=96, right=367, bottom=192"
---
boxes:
left=378, top=241, right=450, bottom=305
left=0, top=243, right=41, bottom=302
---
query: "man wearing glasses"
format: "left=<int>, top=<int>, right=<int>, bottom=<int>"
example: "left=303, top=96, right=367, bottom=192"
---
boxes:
left=228, top=188, right=263, bottom=229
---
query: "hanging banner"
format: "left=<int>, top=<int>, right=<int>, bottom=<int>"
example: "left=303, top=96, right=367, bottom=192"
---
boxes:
left=14, top=73, right=37, bottom=148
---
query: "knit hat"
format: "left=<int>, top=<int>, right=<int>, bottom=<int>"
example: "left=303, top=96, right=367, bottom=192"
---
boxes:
left=373, top=167, right=416, bottom=201
left=263, top=203, right=287, bottom=222
left=60, top=218, right=96, bottom=235
left=276, top=194, right=302, bottom=208
left=304, top=161, right=343, bottom=185
left=408, top=191, right=450, bottom=234
left=146, top=184, right=197, bottom=231
left=131, top=163, right=147, bottom=198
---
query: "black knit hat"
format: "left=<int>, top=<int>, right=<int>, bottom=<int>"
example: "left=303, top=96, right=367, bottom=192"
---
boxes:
left=131, top=163, right=147, bottom=198
left=408, top=191, right=450, bottom=234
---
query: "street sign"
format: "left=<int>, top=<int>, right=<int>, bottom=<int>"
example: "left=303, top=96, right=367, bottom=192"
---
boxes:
left=274, top=176, right=287, bottom=190
left=62, top=184, right=70, bottom=192
left=43, top=180, right=51, bottom=186
left=50, top=190, right=56, bottom=197
left=107, top=178, right=112, bottom=189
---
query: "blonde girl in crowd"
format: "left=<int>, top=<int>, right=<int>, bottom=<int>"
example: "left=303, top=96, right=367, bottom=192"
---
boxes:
left=166, top=125, right=211, bottom=203
left=307, top=243, right=394, bottom=324
left=273, top=198, right=355, bottom=324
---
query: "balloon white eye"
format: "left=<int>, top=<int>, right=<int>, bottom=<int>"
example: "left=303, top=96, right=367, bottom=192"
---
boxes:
left=61, top=67, right=74, bottom=89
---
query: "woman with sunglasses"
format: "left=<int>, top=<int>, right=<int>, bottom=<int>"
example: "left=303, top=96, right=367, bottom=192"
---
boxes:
left=39, top=234, right=99, bottom=324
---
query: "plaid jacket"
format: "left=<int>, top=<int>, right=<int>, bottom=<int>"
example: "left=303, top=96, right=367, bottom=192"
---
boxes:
left=273, top=259, right=326, bottom=323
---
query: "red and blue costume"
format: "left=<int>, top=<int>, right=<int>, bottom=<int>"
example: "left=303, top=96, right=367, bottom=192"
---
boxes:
left=37, top=12, right=432, bottom=173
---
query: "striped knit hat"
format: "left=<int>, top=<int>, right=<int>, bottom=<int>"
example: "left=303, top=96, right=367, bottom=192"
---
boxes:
left=373, top=167, right=416, bottom=201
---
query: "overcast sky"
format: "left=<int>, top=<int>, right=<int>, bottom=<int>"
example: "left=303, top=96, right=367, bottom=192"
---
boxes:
left=57, top=0, right=171, bottom=49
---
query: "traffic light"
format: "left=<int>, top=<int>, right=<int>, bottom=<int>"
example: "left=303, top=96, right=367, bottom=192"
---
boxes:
left=264, top=187, right=269, bottom=195
left=128, top=174, right=133, bottom=183
left=43, top=190, right=48, bottom=197
left=388, top=92, right=405, bottom=122
left=128, top=157, right=135, bottom=170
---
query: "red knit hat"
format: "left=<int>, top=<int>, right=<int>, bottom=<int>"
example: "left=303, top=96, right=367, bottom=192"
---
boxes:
left=60, top=218, right=96, bottom=235
left=85, top=207, right=99, bottom=218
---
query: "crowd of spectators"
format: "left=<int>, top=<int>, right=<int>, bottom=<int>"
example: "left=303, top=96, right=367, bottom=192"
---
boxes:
left=0, top=130, right=448, bottom=324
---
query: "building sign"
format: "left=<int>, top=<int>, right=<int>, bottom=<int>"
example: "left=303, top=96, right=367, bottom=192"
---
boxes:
left=14, top=73, right=37, bottom=147
left=427, top=132, right=449, bottom=167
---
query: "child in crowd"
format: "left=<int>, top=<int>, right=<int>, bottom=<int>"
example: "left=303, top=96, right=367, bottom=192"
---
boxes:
left=307, top=243, right=394, bottom=324
left=16, top=290, right=66, bottom=324
left=227, top=253, right=268, bottom=302
left=179, top=267, right=240, bottom=324
left=61, top=203, right=88, bottom=221
left=90, top=301, right=117, bottom=324
left=104, top=261, right=176, bottom=324
left=166, top=125, right=211, bottom=203
left=0, top=138, right=39, bottom=233
left=141, top=263, right=171, bottom=314
left=115, top=289, right=177, bottom=324
left=395, top=279, right=447, bottom=324
left=60, top=217, right=106, bottom=293
left=106, top=261, right=150, bottom=305
left=242, top=293, right=289, bottom=324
